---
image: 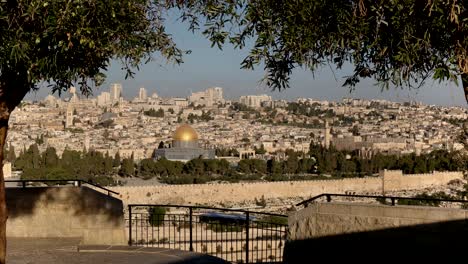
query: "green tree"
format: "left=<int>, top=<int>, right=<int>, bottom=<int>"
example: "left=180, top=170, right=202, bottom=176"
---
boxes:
left=104, top=152, right=113, bottom=173
left=113, top=152, right=121, bottom=168
left=158, top=141, right=165, bottom=149
left=42, top=147, right=58, bottom=168
left=144, top=108, right=164, bottom=117
left=267, top=159, right=282, bottom=175
left=0, top=1, right=187, bottom=259
left=6, top=145, right=15, bottom=163
left=119, top=158, right=135, bottom=177
left=254, top=144, right=267, bottom=155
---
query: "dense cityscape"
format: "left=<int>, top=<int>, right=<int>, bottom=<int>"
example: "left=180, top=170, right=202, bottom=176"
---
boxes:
left=4, top=84, right=468, bottom=185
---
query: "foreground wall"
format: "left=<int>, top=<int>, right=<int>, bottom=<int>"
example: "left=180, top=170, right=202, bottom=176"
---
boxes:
left=111, top=170, right=463, bottom=205
left=6, top=186, right=126, bottom=245
left=288, top=202, right=468, bottom=240
left=285, top=202, right=468, bottom=263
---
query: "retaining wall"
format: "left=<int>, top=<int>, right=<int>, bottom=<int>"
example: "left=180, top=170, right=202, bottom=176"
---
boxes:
left=6, top=186, right=126, bottom=245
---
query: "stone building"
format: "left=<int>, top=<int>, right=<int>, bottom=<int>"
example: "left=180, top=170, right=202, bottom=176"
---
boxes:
left=154, top=124, right=215, bottom=161
left=188, top=87, right=224, bottom=107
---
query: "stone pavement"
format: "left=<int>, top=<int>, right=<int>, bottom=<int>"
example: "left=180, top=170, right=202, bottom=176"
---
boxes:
left=6, top=238, right=229, bottom=264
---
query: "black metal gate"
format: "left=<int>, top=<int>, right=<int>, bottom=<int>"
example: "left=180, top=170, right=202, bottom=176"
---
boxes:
left=128, top=204, right=288, bottom=263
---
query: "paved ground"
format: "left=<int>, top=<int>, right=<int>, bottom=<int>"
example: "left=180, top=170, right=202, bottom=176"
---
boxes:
left=6, top=238, right=229, bottom=264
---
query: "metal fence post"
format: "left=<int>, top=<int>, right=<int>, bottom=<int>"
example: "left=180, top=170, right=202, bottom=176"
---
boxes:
left=189, top=207, right=193, bottom=251
left=22, top=181, right=26, bottom=188
left=326, top=194, right=331, bottom=202
left=245, top=211, right=250, bottom=264
left=391, top=197, right=395, bottom=206
left=128, top=205, right=132, bottom=246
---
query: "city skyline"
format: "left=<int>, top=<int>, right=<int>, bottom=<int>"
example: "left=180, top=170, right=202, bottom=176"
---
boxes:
left=24, top=18, right=467, bottom=107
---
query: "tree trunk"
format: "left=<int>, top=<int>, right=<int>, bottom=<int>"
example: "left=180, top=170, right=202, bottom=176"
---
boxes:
left=0, top=102, right=10, bottom=264
left=463, top=73, right=468, bottom=105
left=0, top=77, right=29, bottom=264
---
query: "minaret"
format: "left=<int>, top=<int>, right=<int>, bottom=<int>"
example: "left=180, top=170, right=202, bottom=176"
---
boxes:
left=84, top=135, right=90, bottom=151
left=65, top=104, right=74, bottom=128
left=324, top=120, right=331, bottom=149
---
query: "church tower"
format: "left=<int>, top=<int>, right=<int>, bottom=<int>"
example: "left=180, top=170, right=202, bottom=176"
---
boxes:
left=65, top=104, right=74, bottom=128
left=323, top=120, right=331, bottom=149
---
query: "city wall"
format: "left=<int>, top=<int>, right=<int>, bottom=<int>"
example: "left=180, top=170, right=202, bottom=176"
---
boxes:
left=6, top=186, right=126, bottom=245
left=111, top=170, right=463, bottom=205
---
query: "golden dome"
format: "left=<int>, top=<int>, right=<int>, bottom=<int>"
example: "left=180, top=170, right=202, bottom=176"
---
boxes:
left=173, top=124, right=199, bottom=141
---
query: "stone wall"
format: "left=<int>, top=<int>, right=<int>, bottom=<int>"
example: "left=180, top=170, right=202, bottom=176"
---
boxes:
left=288, top=202, right=468, bottom=240
left=381, top=170, right=463, bottom=193
left=284, top=202, right=468, bottom=263
left=6, top=186, right=126, bottom=245
left=111, top=170, right=463, bottom=205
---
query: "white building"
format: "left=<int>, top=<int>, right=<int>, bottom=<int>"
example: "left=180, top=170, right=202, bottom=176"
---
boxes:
left=139, top=87, right=147, bottom=101
left=97, top=92, right=111, bottom=106
left=110, top=83, right=122, bottom=102
left=43, top=95, right=58, bottom=107
left=239, top=94, right=272, bottom=108
left=189, top=87, right=224, bottom=107
left=65, top=104, right=74, bottom=128
left=173, top=98, right=189, bottom=108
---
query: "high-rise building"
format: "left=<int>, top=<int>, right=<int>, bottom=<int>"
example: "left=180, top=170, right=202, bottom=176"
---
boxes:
left=138, top=87, right=147, bottom=101
left=110, top=83, right=122, bottom=102
left=239, top=94, right=272, bottom=108
left=97, top=92, right=111, bottom=106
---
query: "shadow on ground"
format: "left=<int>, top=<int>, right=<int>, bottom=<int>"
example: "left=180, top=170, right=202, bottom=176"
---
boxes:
left=284, top=218, right=468, bottom=263
left=7, top=238, right=229, bottom=264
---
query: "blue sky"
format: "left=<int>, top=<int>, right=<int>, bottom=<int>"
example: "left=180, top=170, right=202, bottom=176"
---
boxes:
left=26, top=16, right=466, bottom=107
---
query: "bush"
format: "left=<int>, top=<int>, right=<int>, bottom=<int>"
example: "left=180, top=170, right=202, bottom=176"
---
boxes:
left=216, top=244, right=223, bottom=253
left=255, top=195, right=267, bottom=207
left=206, top=222, right=244, bottom=232
left=148, top=207, right=167, bottom=226
left=397, top=192, right=455, bottom=207
left=258, top=215, right=288, bottom=226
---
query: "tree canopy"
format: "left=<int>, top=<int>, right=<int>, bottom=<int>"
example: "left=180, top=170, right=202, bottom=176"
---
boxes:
left=1, top=1, right=468, bottom=263
left=172, top=0, right=468, bottom=101
left=0, top=1, right=185, bottom=263
left=0, top=0, right=183, bottom=103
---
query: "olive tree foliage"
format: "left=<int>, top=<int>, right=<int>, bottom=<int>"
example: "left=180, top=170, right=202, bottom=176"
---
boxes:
left=0, top=0, right=184, bottom=98
left=171, top=0, right=468, bottom=101
left=0, top=1, right=184, bottom=263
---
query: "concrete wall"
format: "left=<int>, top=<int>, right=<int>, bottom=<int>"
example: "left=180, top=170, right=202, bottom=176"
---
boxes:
left=6, top=186, right=126, bottom=245
left=288, top=202, right=468, bottom=240
left=111, top=171, right=463, bottom=205
left=285, top=202, right=468, bottom=263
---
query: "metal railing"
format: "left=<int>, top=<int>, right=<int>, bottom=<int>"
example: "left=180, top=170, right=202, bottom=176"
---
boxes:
left=297, top=193, right=468, bottom=207
left=127, top=204, right=288, bottom=263
left=5, top=179, right=119, bottom=196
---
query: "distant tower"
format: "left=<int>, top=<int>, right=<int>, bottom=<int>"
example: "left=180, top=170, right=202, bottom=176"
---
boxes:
left=323, top=121, right=331, bottom=149
left=84, top=135, right=90, bottom=151
left=110, top=83, right=122, bottom=102
left=139, top=87, right=147, bottom=101
left=65, top=104, right=74, bottom=128
left=69, top=86, right=79, bottom=103
left=69, top=86, right=77, bottom=95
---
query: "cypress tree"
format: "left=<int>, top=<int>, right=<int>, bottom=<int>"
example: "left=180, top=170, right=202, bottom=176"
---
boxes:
left=113, top=152, right=121, bottom=167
